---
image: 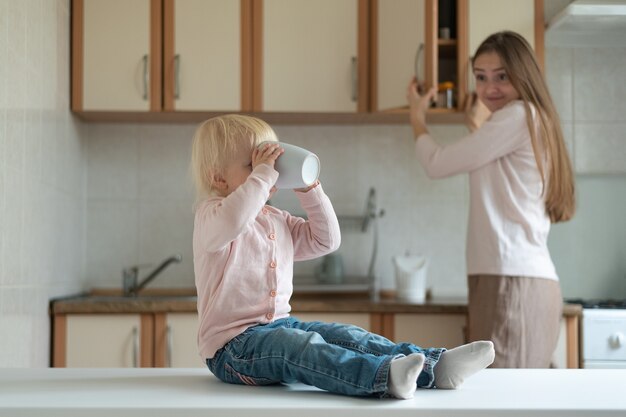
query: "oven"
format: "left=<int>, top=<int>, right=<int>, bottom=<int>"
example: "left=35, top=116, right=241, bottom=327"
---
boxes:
left=568, top=299, right=626, bottom=369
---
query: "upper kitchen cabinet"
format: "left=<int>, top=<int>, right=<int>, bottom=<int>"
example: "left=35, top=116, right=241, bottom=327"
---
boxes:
left=72, top=0, right=162, bottom=112
left=416, top=0, right=542, bottom=114
left=462, top=0, right=543, bottom=105
left=370, top=0, right=542, bottom=118
left=71, top=0, right=544, bottom=123
left=370, top=0, right=425, bottom=112
left=468, top=0, right=539, bottom=64
left=72, top=0, right=251, bottom=115
left=252, top=0, right=369, bottom=113
left=163, top=0, right=252, bottom=111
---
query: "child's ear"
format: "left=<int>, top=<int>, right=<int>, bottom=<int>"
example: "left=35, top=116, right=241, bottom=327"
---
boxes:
left=213, top=174, right=227, bottom=191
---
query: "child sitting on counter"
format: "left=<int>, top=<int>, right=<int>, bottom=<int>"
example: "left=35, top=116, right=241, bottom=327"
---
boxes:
left=190, top=114, right=494, bottom=399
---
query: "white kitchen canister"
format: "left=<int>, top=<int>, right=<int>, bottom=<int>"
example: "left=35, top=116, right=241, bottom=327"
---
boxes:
left=259, top=141, right=320, bottom=189
left=392, top=255, right=428, bottom=303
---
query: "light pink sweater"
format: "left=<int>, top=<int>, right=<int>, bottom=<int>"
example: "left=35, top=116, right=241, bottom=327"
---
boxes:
left=193, top=164, right=341, bottom=359
left=415, top=100, right=557, bottom=280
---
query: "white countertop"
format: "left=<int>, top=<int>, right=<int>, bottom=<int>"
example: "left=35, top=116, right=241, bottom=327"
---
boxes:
left=1, top=368, right=625, bottom=416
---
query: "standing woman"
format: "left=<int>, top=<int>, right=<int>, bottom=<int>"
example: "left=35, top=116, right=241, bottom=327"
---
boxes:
left=406, top=31, right=575, bottom=368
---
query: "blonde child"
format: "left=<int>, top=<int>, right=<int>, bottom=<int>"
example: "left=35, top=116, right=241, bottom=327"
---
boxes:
left=190, top=114, right=494, bottom=398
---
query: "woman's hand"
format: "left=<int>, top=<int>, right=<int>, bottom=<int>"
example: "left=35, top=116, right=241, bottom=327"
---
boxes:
left=464, top=92, right=491, bottom=132
left=406, top=78, right=437, bottom=140
left=252, top=142, right=284, bottom=170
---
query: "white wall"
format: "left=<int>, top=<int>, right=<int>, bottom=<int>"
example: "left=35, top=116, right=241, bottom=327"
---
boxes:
left=0, top=0, right=86, bottom=367
left=546, top=45, right=626, bottom=299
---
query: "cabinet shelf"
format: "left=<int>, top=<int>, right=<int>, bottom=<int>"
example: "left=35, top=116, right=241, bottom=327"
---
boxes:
left=437, top=38, right=457, bottom=46
left=73, top=109, right=466, bottom=125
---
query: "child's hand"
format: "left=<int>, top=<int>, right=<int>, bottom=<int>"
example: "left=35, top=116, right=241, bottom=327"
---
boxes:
left=294, top=180, right=319, bottom=193
left=252, top=142, right=284, bottom=169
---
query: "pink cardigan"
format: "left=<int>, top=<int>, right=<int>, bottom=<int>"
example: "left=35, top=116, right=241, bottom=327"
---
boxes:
left=415, top=100, right=557, bottom=281
left=193, top=164, right=341, bottom=359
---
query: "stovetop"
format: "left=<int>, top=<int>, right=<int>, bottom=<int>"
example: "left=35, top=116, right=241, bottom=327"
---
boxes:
left=566, top=298, right=626, bottom=309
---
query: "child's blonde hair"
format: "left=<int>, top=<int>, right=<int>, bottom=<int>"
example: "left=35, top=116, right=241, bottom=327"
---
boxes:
left=191, top=114, right=278, bottom=201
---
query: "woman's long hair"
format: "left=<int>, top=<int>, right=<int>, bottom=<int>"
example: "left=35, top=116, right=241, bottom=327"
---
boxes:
left=473, top=31, right=575, bottom=223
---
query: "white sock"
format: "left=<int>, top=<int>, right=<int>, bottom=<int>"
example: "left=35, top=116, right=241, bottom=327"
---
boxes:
left=388, top=353, right=425, bottom=399
left=434, top=340, right=495, bottom=389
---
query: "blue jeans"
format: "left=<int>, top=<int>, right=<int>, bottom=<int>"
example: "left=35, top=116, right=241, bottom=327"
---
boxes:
left=206, top=317, right=444, bottom=397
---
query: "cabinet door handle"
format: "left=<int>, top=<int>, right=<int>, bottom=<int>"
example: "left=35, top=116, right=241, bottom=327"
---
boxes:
left=174, top=54, right=181, bottom=100
left=142, top=54, right=149, bottom=101
left=467, top=55, right=475, bottom=92
left=351, top=56, right=358, bottom=102
left=132, top=326, right=139, bottom=368
left=166, top=325, right=173, bottom=367
left=414, top=43, right=424, bottom=92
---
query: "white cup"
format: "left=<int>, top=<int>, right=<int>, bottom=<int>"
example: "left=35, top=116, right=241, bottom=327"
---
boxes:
left=259, top=142, right=320, bottom=189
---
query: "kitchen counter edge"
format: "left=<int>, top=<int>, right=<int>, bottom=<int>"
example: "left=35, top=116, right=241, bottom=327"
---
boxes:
left=49, top=293, right=582, bottom=317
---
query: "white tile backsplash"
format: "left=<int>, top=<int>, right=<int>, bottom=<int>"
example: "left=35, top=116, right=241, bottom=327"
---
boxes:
left=138, top=200, right=194, bottom=286
left=573, top=48, right=626, bottom=123
left=87, top=124, right=140, bottom=199
left=0, top=0, right=85, bottom=367
left=138, top=124, right=195, bottom=201
left=545, top=47, right=573, bottom=122
left=549, top=176, right=626, bottom=299
left=86, top=200, right=139, bottom=287
left=575, top=123, right=626, bottom=174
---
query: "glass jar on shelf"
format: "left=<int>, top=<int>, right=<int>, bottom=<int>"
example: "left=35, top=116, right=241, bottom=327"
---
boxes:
left=437, top=81, right=454, bottom=109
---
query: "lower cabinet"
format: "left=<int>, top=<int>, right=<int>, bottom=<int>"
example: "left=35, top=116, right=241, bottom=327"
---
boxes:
left=154, top=313, right=204, bottom=368
left=61, top=314, right=147, bottom=367
left=53, top=310, right=579, bottom=368
left=392, top=313, right=467, bottom=349
left=53, top=313, right=202, bottom=368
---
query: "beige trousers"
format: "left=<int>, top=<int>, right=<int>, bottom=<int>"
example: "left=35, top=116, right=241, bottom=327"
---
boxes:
left=467, top=274, right=562, bottom=368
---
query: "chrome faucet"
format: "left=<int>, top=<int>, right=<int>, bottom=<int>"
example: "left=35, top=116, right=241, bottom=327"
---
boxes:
left=122, top=254, right=182, bottom=296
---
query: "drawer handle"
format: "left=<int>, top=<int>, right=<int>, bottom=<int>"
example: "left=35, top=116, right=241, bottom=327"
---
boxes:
left=414, top=43, right=424, bottom=92
left=609, top=332, right=625, bottom=349
left=166, top=325, right=173, bottom=367
left=174, top=54, right=181, bottom=100
left=142, top=54, right=149, bottom=101
left=132, top=326, right=139, bottom=367
left=351, top=56, right=358, bottom=102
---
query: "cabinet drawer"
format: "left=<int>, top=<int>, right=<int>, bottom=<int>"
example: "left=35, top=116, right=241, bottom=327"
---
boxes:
left=393, top=313, right=466, bottom=349
left=65, top=314, right=143, bottom=367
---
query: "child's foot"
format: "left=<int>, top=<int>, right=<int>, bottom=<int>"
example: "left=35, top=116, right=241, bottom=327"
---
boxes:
left=388, top=353, right=425, bottom=399
left=433, top=340, right=494, bottom=389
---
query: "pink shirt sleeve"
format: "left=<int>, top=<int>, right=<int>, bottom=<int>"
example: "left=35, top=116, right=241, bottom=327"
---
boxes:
left=282, top=184, right=341, bottom=261
left=415, top=101, right=530, bottom=178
